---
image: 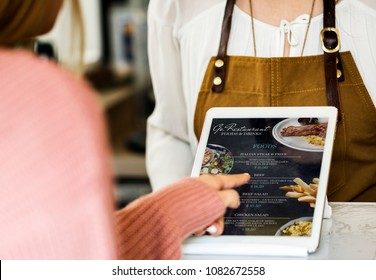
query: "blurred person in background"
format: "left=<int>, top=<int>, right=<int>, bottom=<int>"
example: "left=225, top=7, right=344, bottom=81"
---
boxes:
left=147, top=0, right=376, bottom=201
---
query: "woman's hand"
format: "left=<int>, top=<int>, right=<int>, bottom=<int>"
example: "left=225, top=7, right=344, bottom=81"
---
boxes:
left=194, top=173, right=250, bottom=236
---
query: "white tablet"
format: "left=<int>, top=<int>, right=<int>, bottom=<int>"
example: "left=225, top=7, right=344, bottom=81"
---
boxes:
left=183, top=106, right=338, bottom=257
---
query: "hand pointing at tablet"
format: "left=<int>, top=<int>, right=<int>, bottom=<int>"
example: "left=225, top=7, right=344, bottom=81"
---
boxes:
left=194, top=173, right=251, bottom=236
left=114, top=173, right=251, bottom=259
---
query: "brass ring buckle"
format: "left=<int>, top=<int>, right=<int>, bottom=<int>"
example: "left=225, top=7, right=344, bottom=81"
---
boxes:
left=320, top=27, right=341, bottom=53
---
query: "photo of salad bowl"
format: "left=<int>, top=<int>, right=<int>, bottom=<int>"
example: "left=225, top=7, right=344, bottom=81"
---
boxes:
left=200, top=144, right=234, bottom=175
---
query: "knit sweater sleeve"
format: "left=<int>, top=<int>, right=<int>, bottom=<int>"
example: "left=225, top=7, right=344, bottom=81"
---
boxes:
left=114, top=178, right=225, bottom=259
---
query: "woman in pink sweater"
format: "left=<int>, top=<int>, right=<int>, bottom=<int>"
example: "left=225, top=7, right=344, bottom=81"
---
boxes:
left=0, top=0, right=250, bottom=259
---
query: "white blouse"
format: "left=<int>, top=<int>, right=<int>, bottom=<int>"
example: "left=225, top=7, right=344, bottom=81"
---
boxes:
left=146, top=0, right=376, bottom=190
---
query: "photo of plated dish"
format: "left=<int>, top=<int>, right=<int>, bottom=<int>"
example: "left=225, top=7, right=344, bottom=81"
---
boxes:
left=272, top=118, right=328, bottom=152
left=279, top=177, right=319, bottom=208
left=200, top=144, right=234, bottom=175
left=275, top=217, right=313, bottom=237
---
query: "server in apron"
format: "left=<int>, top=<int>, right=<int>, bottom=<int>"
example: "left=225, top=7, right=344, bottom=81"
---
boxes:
left=193, top=0, right=376, bottom=201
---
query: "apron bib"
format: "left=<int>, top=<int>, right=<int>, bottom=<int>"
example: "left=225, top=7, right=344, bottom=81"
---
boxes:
left=193, top=0, right=376, bottom=201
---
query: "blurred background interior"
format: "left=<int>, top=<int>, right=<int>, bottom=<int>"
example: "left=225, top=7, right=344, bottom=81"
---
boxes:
left=39, top=0, right=153, bottom=208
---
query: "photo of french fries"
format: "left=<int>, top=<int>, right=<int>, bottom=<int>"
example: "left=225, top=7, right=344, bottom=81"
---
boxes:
left=279, top=177, right=319, bottom=208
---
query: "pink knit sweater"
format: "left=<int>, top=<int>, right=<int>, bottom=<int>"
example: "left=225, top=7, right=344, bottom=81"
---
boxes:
left=0, top=49, right=225, bottom=259
left=115, top=178, right=224, bottom=259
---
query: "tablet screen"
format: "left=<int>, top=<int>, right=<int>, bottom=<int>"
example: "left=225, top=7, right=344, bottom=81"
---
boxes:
left=199, top=117, right=328, bottom=237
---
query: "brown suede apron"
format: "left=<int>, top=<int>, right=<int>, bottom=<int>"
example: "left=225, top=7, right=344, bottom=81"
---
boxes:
left=193, top=0, right=376, bottom=202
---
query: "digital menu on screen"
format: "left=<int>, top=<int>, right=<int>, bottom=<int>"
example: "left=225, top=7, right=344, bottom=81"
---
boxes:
left=200, top=117, right=329, bottom=237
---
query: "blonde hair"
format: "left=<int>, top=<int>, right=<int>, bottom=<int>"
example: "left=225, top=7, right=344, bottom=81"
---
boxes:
left=70, top=0, right=85, bottom=74
left=0, top=0, right=85, bottom=74
left=0, top=1, right=59, bottom=45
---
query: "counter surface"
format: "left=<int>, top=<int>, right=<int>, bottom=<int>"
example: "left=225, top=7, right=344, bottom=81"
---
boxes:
left=184, top=202, right=376, bottom=260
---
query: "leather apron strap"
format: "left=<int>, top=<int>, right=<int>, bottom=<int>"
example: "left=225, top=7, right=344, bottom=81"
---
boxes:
left=212, top=0, right=235, bottom=93
left=322, top=0, right=343, bottom=121
left=212, top=0, right=343, bottom=122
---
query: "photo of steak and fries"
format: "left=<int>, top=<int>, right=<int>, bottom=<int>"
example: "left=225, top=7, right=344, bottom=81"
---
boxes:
left=279, top=178, right=319, bottom=208
left=272, top=118, right=328, bottom=151
left=280, top=121, right=327, bottom=147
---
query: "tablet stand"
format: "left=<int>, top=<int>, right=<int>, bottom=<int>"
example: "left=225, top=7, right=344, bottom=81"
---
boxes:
left=323, top=196, right=332, bottom=219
